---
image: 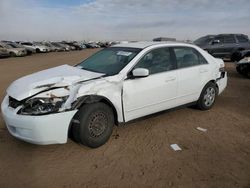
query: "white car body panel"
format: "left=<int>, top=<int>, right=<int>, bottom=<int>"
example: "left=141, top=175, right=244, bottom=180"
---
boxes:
left=1, top=42, right=228, bottom=145
left=123, top=70, right=178, bottom=121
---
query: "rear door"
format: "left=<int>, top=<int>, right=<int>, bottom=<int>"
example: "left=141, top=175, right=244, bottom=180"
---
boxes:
left=221, top=35, right=237, bottom=58
left=172, top=47, right=210, bottom=105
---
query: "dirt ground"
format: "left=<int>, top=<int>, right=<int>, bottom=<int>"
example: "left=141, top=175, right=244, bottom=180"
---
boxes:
left=0, top=50, right=249, bottom=188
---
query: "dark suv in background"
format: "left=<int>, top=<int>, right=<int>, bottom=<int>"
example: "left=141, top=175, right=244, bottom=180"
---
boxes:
left=194, top=34, right=250, bottom=61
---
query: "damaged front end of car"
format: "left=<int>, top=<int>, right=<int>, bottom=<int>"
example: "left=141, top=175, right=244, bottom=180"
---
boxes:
left=1, top=64, right=111, bottom=144
left=17, top=96, right=69, bottom=115
left=7, top=84, right=76, bottom=116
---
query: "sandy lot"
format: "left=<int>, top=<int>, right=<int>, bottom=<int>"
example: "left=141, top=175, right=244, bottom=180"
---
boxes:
left=0, top=50, right=249, bottom=188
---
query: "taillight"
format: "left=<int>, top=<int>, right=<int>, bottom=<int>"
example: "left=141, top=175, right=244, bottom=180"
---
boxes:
left=219, top=67, right=225, bottom=72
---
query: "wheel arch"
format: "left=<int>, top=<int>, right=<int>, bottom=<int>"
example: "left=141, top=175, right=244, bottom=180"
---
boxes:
left=67, top=94, right=119, bottom=140
left=205, top=80, right=219, bottom=95
left=72, top=95, right=118, bottom=125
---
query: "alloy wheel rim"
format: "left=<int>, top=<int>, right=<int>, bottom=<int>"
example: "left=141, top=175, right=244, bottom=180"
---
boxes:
left=204, top=87, right=216, bottom=107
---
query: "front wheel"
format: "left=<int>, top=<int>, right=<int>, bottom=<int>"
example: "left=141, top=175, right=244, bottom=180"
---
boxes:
left=197, top=82, right=217, bottom=110
left=72, top=102, right=114, bottom=148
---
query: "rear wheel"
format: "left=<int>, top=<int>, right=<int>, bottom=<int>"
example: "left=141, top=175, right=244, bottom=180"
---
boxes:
left=72, top=102, right=114, bottom=148
left=231, top=51, right=242, bottom=62
left=197, top=82, right=217, bottom=110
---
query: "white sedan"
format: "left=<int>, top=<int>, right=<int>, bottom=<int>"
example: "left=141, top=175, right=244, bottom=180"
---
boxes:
left=1, top=42, right=227, bottom=148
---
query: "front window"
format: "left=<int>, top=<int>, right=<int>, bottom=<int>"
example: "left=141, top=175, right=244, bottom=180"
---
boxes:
left=134, top=47, right=175, bottom=74
left=77, top=47, right=141, bottom=76
left=194, top=36, right=214, bottom=45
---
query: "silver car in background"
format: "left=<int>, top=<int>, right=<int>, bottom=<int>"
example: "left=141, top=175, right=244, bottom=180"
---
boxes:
left=0, top=42, right=27, bottom=57
left=0, top=45, right=10, bottom=58
left=7, top=41, right=36, bottom=55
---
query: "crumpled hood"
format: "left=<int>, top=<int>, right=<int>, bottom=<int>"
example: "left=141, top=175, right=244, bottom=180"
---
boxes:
left=7, top=64, right=104, bottom=101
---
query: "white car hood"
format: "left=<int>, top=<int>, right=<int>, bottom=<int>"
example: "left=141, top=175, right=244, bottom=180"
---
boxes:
left=7, top=64, right=104, bottom=101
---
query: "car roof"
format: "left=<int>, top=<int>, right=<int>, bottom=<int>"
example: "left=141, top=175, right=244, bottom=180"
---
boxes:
left=113, top=41, right=192, bottom=49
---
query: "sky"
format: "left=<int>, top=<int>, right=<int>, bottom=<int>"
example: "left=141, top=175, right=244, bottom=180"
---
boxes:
left=0, top=0, right=250, bottom=41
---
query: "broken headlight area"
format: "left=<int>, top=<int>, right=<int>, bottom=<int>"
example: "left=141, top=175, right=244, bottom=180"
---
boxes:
left=18, top=96, right=69, bottom=115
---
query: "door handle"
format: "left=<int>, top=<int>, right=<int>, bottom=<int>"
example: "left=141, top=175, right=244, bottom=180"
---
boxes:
left=200, top=69, right=208, bottom=73
left=165, top=76, right=176, bottom=82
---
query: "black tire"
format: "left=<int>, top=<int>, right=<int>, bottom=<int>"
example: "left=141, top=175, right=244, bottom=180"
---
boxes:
left=197, top=82, right=217, bottom=110
left=36, top=48, right=40, bottom=53
left=72, top=102, right=114, bottom=148
left=10, top=52, right=16, bottom=57
left=231, top=51, right=242, bottom=62
left=236, top=65, right=243, bottom=75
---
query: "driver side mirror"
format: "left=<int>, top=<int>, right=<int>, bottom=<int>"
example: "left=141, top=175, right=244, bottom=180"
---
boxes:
left=132, top=68, right=149, bottom=78
left=212, top=39, right=220, bottom=45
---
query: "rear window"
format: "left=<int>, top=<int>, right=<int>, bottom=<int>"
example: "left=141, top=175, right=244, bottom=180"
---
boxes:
left=236, top=35, right=249, bottom=43
left=173, top=47, right=207, bottom=68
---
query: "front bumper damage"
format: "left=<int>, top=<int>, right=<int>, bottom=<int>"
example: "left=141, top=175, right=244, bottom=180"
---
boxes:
left=1, top=95, right=77, bottom=145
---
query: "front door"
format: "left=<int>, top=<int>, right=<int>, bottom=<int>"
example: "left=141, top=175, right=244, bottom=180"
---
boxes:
left=123, top=47, right=178, bottom=122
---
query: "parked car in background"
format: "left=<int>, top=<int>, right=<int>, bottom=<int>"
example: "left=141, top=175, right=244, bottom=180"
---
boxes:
left=4, top=41, right=35, bottom=55
left=33, top=42, right=50, bottom=52
left=20, top=42, right=48, bottom=53
left=48, top=42, right=65, bottom=52
left=1, top=42, right=227, bottom=148
left=0, top=45, right=10, bottom=58
left=50, top=42, right=67, bottom=51
left=236, top=57, right=250, bottom=78
left=41, top=42, right=58, bottom=52
left=86, top=42, right=100, bottom=48
left=79, top=43, right=87, bottom=49
left=19, top=42, right=36, bottom=51
left=96, top=42, right=109, bottom=48
left=0, top=42, right=27, bottom=57
left=194, top=34, right=250, bottom=61
left=62, top=42, right=81, bottom=50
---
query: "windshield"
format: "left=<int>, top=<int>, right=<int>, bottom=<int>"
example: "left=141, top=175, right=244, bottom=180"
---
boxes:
left=77, top=47, right=141, bottom=75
